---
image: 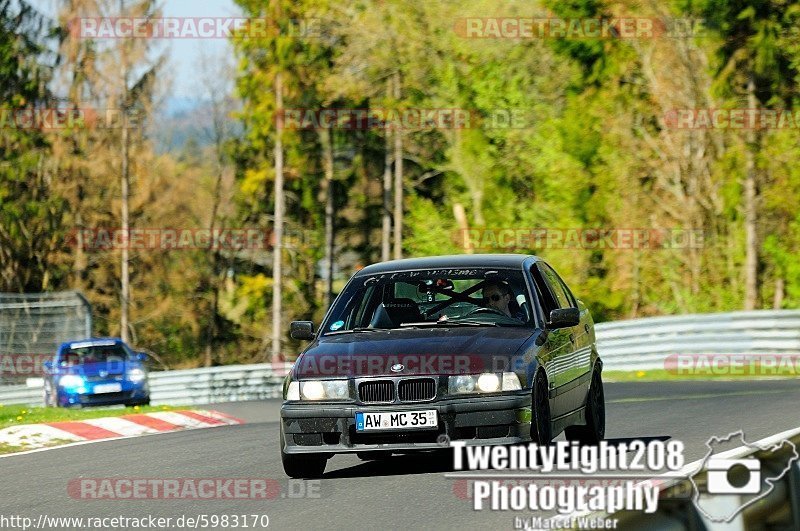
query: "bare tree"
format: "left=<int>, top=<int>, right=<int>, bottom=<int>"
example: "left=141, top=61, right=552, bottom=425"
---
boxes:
left=197, top=47, right=236, bottom=366
left=392, top=71, right=403, bottom=260
left=271, top=72, right=285, bottom=363
left=743, top=76, right=759, bottom=310
left=320, top=126, right=335, bottom=308
left=381, top=79, right=393, bottom=262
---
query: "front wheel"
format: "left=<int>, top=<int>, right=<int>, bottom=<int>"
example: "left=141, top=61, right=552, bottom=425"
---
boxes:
left=565, top=370, right=605, bottom=445
left=530, top=370, right=552, bottom=445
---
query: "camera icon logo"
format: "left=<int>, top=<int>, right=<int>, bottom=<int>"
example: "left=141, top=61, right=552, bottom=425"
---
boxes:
left=705, top=458, right=761, bottom=494
left=690, top=431, right=799, bottom=522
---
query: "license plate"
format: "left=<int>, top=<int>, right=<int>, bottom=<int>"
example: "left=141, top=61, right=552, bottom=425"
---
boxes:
left=93, top=383, right=122, bottom=394
left=355, top=410, right=437, bottom=431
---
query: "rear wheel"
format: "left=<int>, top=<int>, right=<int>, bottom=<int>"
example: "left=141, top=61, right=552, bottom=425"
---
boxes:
left=530, top=370, right=552, bottom=445
left=565, top=370, right=605, bottom=445
left=280, top=427, right=327, bottom=479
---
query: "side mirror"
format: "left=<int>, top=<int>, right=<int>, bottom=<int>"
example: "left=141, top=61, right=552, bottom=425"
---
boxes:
left=290, top=321, right=315, bottom=340
left=548, top=308, right=580, bottom=329
left=43, top=360, right=54, bottom=373
left=135, top=352, right=147, bottom=362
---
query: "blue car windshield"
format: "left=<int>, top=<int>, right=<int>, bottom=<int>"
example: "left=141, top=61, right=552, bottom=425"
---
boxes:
left=60, top=345, right=131, bottom=366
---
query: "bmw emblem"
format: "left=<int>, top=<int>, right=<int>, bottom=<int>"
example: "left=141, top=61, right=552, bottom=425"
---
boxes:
left=99, top=370, right=108, bottom=378
left=390, top=363, right=404, bottom=373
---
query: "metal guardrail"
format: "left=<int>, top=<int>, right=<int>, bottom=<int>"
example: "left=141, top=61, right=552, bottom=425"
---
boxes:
left=594, top=309, right=800, bottom=371
left=0, top=363, right=293, bottom=407
left=0, top=291, right=93, bottom=385
left=551, top=426, right=800, bottom=530
left=1, top=309, right=798, bottom=406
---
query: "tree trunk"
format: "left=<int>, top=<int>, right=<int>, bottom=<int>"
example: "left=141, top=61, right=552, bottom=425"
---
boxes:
left=119, top=10, right=130, bottom=343
left=204, top=65, right=228, bottom=368
left=773, top=277, right=784, bottom=309
left=452, top=203, right=472, bottom=254
left=120, top=118, right=130, bottom=343
left=743, top=75, right=758, bottom=310
left=320, top=126, right=335, bottom=309
left=271, top=72, right=285, bottom=363
left=381, top=82, right=393, bottom=262
left=392, top=71, right=403, bottom=260
left=203, top=171, right=224, bottom=368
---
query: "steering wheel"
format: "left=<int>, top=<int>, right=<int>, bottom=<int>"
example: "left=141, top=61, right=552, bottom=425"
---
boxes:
left=465, top=306, right=507, bottom=317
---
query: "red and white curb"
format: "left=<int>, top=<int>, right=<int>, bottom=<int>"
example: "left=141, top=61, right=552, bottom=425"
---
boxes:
left=0, top=409, right=243, bottom=453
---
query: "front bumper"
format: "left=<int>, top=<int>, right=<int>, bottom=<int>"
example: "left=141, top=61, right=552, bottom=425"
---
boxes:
left=58, top=383, right=149, bottom=407
left=281, top=392, right=532, bottom=454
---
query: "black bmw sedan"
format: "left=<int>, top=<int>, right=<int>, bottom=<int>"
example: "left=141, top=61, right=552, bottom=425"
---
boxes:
left=280, top=254, right=604, bottom=478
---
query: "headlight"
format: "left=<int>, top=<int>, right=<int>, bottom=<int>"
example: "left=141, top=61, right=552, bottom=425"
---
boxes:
left=298, top=380, right=349, bottom=400
left=285, top=380, right=300, bottom=400
left=449, top=372, right=521, bottom=395
left=450, top=375, right=475, bottom=394
left=59, top=374, right=84, bottom=388
left=127, top=368, right=146, bottom=383
left=476, top=373, right=500, bottom=392
left=302, top=381, right=325, bottom=400
left=502, top=372, right=522, bottom=390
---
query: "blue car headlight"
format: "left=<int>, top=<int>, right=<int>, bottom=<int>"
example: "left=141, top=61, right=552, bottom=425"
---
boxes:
left=127, top=368, right=146, bottom=383
left=59, top=374, right=84, bottom=388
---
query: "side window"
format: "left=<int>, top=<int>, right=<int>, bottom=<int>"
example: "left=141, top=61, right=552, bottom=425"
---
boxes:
left=529, top=265, right=558, bottom=317
left=539, top=263, right=574, bottom=309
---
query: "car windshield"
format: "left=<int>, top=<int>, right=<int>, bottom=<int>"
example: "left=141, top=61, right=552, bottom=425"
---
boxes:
left=322, top=268, right=531, bottom=334
left=59, top=344, right=130, bottom=366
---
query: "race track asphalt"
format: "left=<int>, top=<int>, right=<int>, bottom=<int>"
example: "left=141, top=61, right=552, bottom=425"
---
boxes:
left=1, top=380, right=798, bottom=530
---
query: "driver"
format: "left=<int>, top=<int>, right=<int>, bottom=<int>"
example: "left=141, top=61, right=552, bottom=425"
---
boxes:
left=482, top=281, right=526, bottom=321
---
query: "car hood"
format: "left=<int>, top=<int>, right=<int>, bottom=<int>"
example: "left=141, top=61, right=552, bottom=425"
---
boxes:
left=59, top=361, right=136, bottom=377
left=293, top=327, right=536, bottom=379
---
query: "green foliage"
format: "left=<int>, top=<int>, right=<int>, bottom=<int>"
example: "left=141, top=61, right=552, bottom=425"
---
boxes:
left=7, top=0, right=800, bottom=368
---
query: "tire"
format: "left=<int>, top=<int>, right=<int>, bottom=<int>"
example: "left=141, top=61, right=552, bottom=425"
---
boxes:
left=280, top=427, right=327, bottom=479
left=565, top=370, right=605, bottom=445
left=530, top=370, right=552, bottom=445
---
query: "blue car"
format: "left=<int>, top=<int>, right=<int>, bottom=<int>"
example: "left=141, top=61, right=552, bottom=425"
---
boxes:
left=43, top=338, right=150, bottom=408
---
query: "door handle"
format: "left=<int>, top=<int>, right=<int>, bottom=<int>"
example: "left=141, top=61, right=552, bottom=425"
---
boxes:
left=584, top=323, right=590, bottom=333
left=569, top=333, right=575, bottom=343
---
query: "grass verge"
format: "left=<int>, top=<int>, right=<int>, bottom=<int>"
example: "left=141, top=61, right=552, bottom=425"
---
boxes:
left=603, top=369, right=800, bottom=382
left=0, top=403, right=180, bottom=431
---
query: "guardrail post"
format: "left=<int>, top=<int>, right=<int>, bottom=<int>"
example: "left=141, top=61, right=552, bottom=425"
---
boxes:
left=790, top=461, right=800, bottom=529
